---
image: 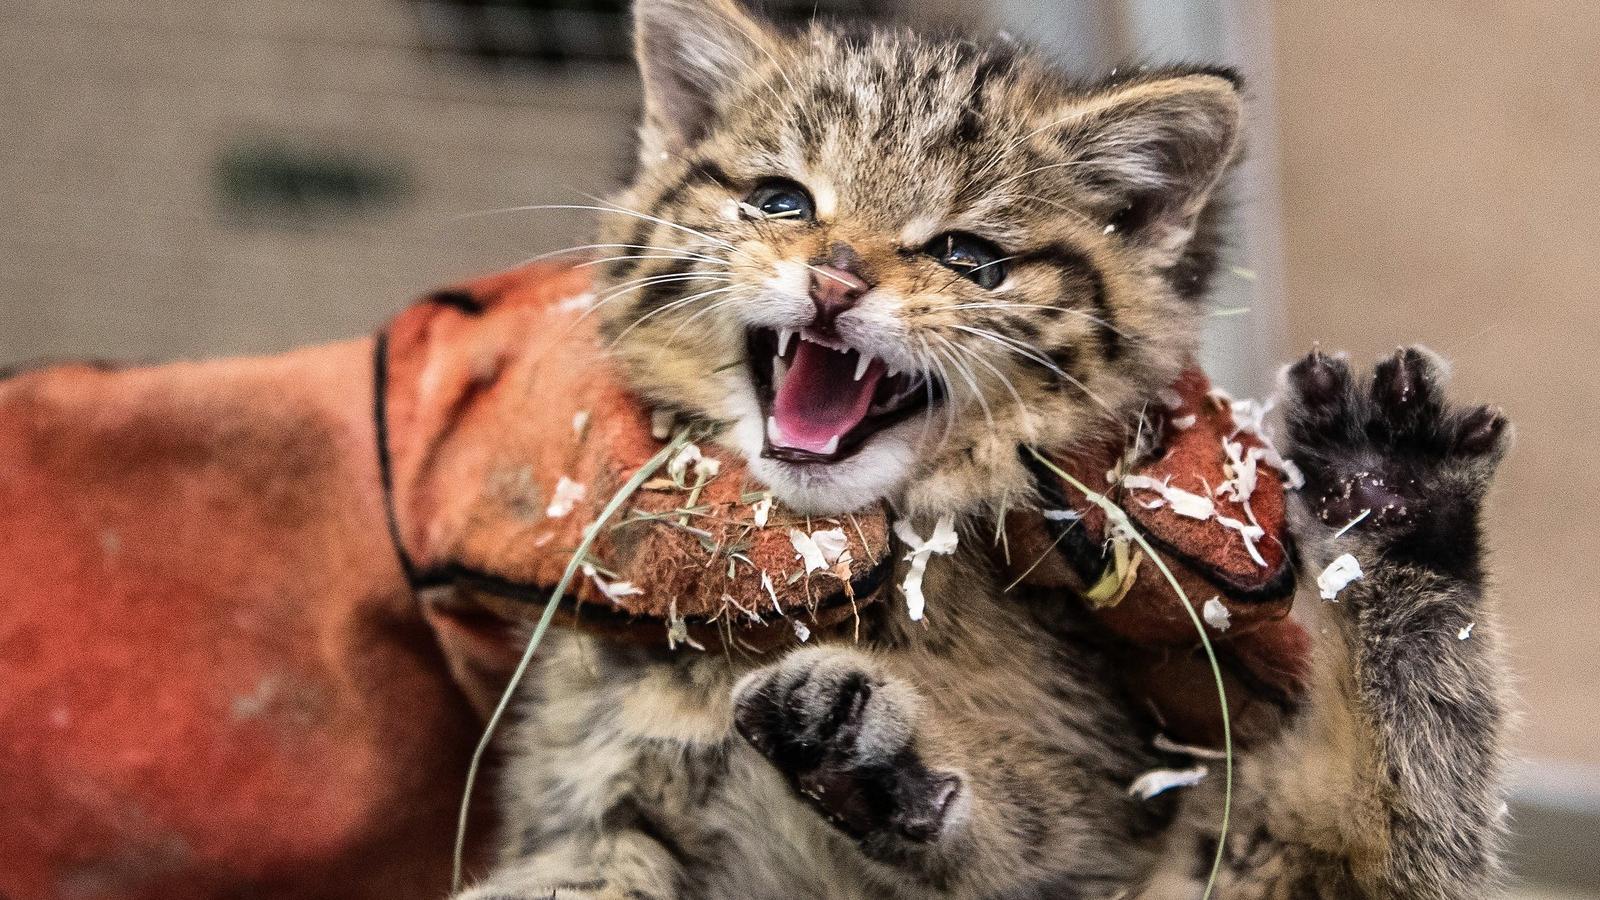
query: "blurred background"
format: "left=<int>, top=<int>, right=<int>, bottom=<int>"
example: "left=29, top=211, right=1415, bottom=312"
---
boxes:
left=2, top=0, right=1595, bottom=895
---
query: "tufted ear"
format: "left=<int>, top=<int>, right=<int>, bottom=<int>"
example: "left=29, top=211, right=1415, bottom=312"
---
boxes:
left=633, top=0, right=778, bottom=158
left=1041, top=72, right=1243, bottom=259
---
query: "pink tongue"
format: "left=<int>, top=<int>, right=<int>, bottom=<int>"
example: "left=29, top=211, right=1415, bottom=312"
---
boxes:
left=772, top=341, right=884, bottom=454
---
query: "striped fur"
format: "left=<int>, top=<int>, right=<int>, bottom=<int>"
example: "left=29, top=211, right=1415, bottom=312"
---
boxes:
left=457, top=3, right=1511, bottom=897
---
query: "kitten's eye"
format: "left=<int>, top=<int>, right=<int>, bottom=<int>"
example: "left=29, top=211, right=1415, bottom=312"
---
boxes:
left=926, top=233, right=1007, bottom=289
left=744, top=180, right=815, bottom=221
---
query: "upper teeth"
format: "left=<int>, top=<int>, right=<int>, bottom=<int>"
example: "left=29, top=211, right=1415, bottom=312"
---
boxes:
left=820, top=434, right=840, bottom=455
left=853, top=353, right=872, bottom=381
left=776, top=329, right=795, bottom=357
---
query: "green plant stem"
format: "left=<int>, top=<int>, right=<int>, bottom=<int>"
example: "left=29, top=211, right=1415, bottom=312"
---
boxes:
left=1026, top=447, right=1233, bottom=900
left=451, top=431, right=692, bottom=891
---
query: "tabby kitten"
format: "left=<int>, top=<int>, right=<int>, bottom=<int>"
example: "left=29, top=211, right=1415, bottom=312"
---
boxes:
left=454, top=1, right=1511, bottom=897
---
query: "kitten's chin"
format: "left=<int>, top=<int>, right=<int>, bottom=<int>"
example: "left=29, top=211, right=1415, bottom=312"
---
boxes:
left=730, top=413, right=917, bottom=515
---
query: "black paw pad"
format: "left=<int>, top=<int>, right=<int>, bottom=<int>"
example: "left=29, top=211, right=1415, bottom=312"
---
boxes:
left=1456, top=405, right=1508, bottom=457
left=734, top=655, right=961, bottom=846
left=1315, top=471, right=1416, bottom=529
left=1287, top=347, right=1350, bottom=408
left=1282, top=345, right=1508, bottom=552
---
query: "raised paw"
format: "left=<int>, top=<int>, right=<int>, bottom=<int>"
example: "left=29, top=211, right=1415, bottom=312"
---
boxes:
left=1280, top=345, right=1509, bottom=569
left=732, top=647, right=963, bottom=845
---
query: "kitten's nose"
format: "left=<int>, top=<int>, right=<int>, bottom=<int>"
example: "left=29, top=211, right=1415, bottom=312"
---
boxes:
left=808, top=263, right=870, bottom=330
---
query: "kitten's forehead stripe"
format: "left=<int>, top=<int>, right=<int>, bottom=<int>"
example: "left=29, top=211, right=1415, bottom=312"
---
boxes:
left=1014, top=244, right=1120, bottom=361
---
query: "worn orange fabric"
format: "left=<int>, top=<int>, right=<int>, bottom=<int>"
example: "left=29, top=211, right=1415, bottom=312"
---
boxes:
left=0, top=262, right=1305, bottom=899
left=0, top=344, right=482, bottom=900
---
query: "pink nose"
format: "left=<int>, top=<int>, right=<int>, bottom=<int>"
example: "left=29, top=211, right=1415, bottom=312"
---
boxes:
left=809, top=264, right=870, bottom=329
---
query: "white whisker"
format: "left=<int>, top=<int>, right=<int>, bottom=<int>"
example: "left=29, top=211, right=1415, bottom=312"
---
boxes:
left=610, top=285, right=743, bottom=346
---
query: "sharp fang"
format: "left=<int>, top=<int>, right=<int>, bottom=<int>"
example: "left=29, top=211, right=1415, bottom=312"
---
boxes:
left=767, top=415, right=783, bottom=445
left=821, top=434, right=841, bottom=455
left=853, top=352, right=872, bottom=381
left=773, top=354, right=789, bottom=385
left=776, top=329, right=794, bottom=357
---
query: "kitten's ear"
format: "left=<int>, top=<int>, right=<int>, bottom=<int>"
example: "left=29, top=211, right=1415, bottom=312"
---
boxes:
left=633, top=0, right=778, bottom=156
left=1045, top=72, right=1243, bottom=257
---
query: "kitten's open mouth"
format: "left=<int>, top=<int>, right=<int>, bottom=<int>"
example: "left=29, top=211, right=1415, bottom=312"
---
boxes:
left=747, top=327, right=941, bottom=464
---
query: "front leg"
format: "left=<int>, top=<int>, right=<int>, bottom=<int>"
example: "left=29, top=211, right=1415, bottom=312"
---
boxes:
left=1192, top=347, right=1513, bottom=899
left=731, top=646, right=965, bottom=857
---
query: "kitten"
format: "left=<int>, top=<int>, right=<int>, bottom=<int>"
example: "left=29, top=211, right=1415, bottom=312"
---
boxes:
left=454, top=1, right=1511, bottom=897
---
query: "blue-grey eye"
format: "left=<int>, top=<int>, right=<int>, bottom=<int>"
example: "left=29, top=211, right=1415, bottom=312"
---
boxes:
left=927, top=232, right=1007, bottom=289
left=746, top=180, right=814, bottom=220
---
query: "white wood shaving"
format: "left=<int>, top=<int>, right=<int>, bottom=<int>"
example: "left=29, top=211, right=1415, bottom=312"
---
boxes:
left=1042, top=508, right=1082, bottom=522
left=668, top=443, right=720, bottom=483
left=1128, top=765, right=1208, bottom=800
left=1218, top=391, right=1306, bottom=490
left=545, top=476, right=586, bottom=518
left=892, top=514, right=959, bottom=621
left=581, top=563, right=643, bottom=604
left=1202, top=596, right=1231, bottom=632
left=810, top=528, right=850, bottom=566
left=1458, top=622, right=1475, bottom=641
left=571, top=410, right=590, bottom=436
left=760, top=570, right=781, bottom=614
left=751, top=495, right=773, bottom=528
left=665, top=599, right=705, bottom=651
left=1318, top=553, right=1364, bottom=601
left=1123, top=474, right=1215, bottom=520
left=1215, top=513, right=1269, bottom=567
left=1229, top=397, right=1273, bottom=438
left=1257, top=442, right=1306, bottom=489
left=1170, top=413, right=1198, bottom=430
left=792, top=620, right=811, bottom=642
left=789, top=529, right=829, bottom=574
left=1217, top=439, right=1265, bottom=504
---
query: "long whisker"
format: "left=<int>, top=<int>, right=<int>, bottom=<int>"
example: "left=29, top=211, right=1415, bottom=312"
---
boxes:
left=911, top=338, right=940, bottom=452
left=577, top=254, right=732, bottom=271
left=578, top=272, right=733, bottom=322
left=610, top=285, right=743, bottom=346
left=950, top=324, right=1121, bottom=422
left=918, top=336, right=961, bottom=459
left=466, top=203, right=744, bottom=256
left=493, top=242, right=729, bottom=269
left=660, top=294, right=748, bottom=353
left=941, top=336, right=1028, bottom=419
left=931, top=339, right=994, bottom=432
